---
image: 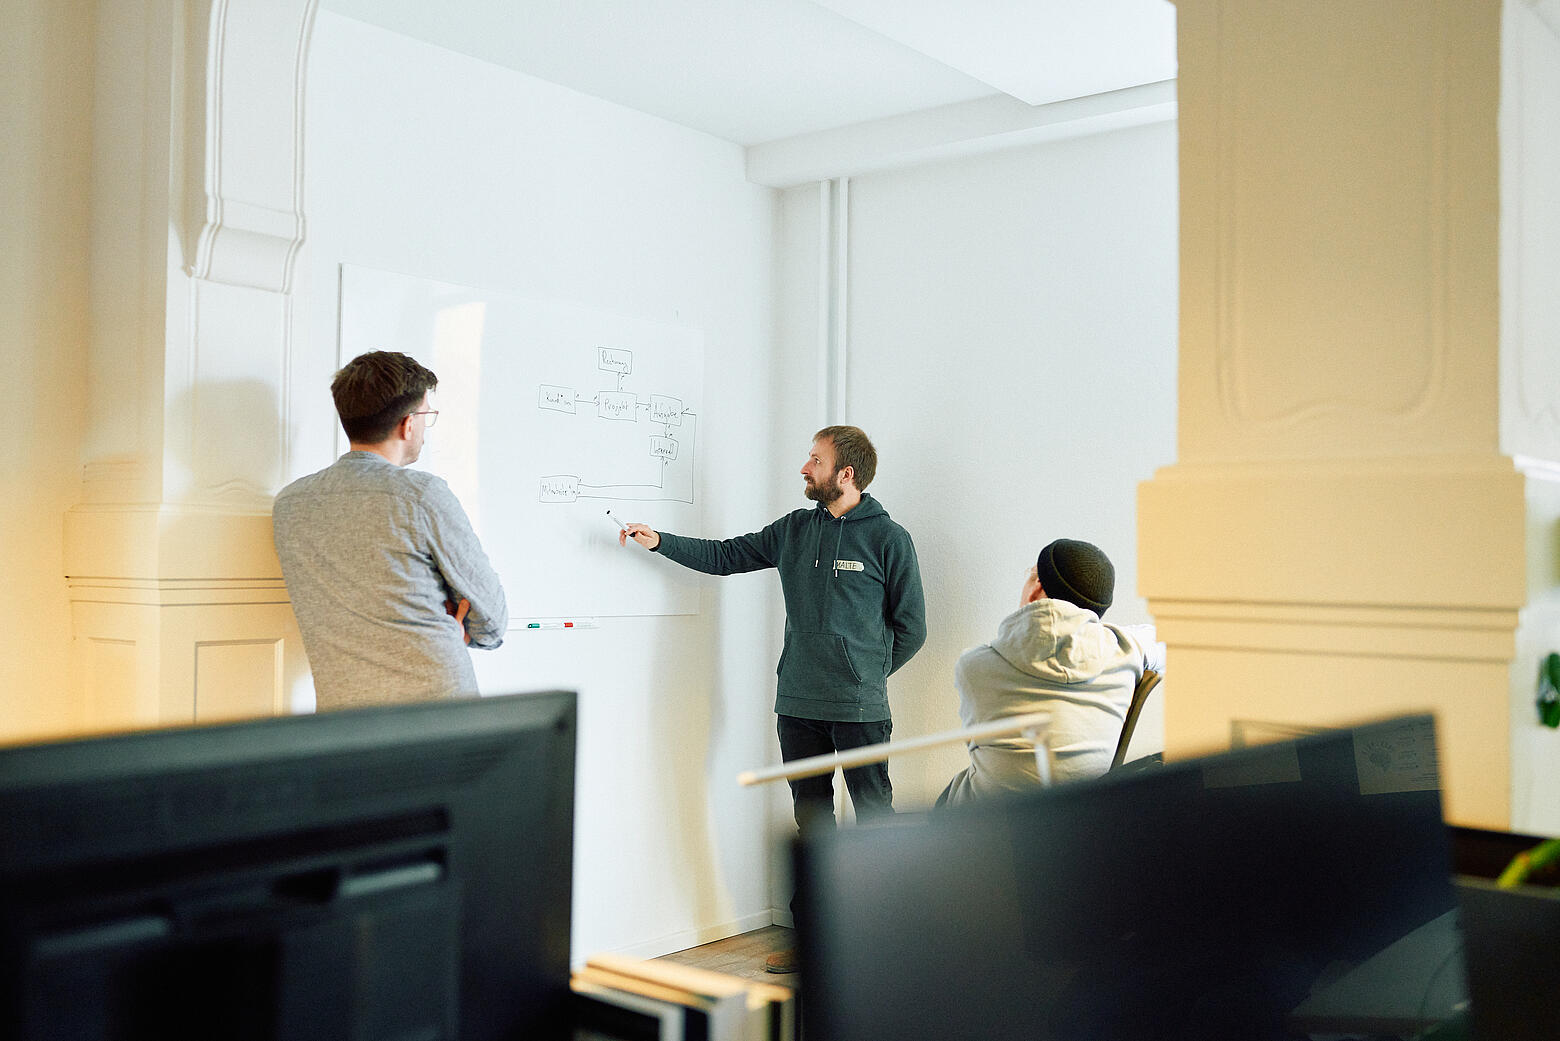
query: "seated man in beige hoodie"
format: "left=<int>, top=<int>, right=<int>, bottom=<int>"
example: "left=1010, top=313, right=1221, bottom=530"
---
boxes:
left=938, top=539, right=1164, bottom=805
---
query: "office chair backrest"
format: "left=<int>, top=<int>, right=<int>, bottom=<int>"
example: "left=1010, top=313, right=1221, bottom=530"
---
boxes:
left=1110, top=668, right=1160, bottom=770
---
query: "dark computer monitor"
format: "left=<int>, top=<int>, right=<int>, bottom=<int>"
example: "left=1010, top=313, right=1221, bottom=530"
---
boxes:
left=0, top=690, right=576, bottom=1041
left=796, top=714, right=1470, bottom=1041
left=1454, top=876, right=1560, bottom=1041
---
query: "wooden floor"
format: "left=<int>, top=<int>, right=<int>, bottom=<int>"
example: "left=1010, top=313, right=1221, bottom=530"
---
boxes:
left=654, top=925, right=796, bottom=984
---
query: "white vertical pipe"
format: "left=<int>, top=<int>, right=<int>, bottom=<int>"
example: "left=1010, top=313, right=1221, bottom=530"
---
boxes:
left=831, top=176, right=850, bottom=423
left=816, top=180, right=833, bottom=429
left=813, top=176, right=854, bottom=820
left=816, top=177, right=851, bottom=428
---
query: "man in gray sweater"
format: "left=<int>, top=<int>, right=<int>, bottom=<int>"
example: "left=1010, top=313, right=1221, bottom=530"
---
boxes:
left=273, top=351, right=507, bottom=709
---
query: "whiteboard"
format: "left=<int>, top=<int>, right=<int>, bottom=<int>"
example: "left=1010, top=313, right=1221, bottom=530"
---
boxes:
left=338, top=264, right=703, bottom=619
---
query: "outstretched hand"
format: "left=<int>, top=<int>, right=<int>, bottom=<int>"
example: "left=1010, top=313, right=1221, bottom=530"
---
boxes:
left=444, top=598, right=472, bottom=644
left=618, top=522, right=661, bottom=551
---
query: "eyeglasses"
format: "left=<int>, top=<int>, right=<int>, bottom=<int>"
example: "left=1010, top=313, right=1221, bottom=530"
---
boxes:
left=410, top=409, right=439, bottom=428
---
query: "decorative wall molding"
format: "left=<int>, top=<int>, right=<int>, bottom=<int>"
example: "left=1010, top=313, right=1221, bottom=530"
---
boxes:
left=1150, top=599, right=1518, bottom=663
left=1214, top=2, right=1450, bottom=430
left=67, top=577, right=290, bottom=607
left=63, top=2, right=321, bottom=732
left=1139, top=455, right=1526, bottom=610
left=176, top=276, right=291, bottom=509
left=193, top=637, right=286, bottom=721
left=76, top=627, right=148, bottom=733
left=182, top=0, right=319, bottom=294
left=63, top=504, right=284, bottom=581
left=72, top=595, right=300, bottom=728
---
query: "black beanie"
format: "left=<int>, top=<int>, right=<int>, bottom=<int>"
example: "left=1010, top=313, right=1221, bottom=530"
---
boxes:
left=1036, top=539, right=1115, bottom=618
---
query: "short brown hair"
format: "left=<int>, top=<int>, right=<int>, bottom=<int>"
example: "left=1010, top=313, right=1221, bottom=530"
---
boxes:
left=814, top=425, right=877, bottom=491
left=331, top=351, right=438, bottom=444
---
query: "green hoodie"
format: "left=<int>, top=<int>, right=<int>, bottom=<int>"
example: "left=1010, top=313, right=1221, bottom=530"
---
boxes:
left=654, top=494, right=926, bottom=722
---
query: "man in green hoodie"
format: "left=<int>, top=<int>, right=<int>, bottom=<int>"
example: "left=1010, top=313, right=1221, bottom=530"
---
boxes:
left=618, top=425, right=927, bottom=830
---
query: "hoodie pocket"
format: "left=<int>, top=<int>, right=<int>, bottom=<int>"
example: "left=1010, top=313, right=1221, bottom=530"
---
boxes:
left=778, top=631, right=863, bottom=690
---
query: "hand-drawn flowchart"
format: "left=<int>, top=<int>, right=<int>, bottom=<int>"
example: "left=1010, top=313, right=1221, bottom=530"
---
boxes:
left=537, top=346, right=698, bottom=505
left=338, top=263, right=704, bottom=619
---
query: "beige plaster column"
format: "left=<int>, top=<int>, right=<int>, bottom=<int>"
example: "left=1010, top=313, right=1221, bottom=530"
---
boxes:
left=1141, top=0, right=1560, bottom=830
left=61, top=0, right=318, bottom=732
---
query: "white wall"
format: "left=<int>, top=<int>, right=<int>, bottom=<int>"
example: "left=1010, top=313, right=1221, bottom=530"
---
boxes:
left=295, top=12, right=783, bottom=961
left=770, top=120, right=1178, bottom=908
left=1502, top=0, right=1560, bottom=835
left=845, top=121, right=1180, bottom=801
left=2, top=0, right=93, bottom=743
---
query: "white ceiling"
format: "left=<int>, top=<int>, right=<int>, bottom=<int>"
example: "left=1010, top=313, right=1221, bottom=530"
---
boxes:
left=317, top=0, right=1177, bottom=147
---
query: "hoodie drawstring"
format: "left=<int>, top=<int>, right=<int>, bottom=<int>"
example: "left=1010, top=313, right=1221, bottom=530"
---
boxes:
left=832, top=516, right=845, bottom=577
left=812, top=508, right=847, bottom=577
left=813, top=509, right=824, bottom=568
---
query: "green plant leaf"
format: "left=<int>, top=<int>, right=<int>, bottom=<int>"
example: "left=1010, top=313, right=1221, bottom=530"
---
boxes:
left=1539, top=654, right=1560, bottom=728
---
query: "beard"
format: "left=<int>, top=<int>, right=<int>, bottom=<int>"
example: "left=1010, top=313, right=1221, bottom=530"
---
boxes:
left=804, top=470, right=844, bottom=505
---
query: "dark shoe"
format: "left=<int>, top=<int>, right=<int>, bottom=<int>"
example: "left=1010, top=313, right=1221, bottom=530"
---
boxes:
left=764, top=948, right=797, bottom=974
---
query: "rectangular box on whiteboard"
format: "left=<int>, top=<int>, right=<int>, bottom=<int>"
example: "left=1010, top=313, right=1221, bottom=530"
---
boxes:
left=338, top=264, right=703, bottom=620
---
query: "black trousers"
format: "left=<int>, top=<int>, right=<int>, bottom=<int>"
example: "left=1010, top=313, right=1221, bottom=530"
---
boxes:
left=776, top=714, right=894, bottom=830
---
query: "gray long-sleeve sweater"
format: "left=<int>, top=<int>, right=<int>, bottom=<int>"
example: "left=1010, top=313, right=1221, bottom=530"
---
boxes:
left=272, top=451, right=507, bottom=709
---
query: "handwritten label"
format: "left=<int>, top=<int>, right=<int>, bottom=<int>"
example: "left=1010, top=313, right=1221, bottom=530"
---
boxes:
left=650, top=395, right=683, bottom=426
left=538, top=475, right=580, bottom=503
left=538, top=385, right=576, bottom=414
left=597, top=348, right=633, bottom=375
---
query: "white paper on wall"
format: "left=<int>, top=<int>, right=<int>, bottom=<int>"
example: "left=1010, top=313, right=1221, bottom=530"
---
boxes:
left=338, top=263, right=703, bottom=620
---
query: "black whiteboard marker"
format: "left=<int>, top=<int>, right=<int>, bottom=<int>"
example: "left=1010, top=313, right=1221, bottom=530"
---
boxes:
left=606, top=509, right=627, bottom=531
